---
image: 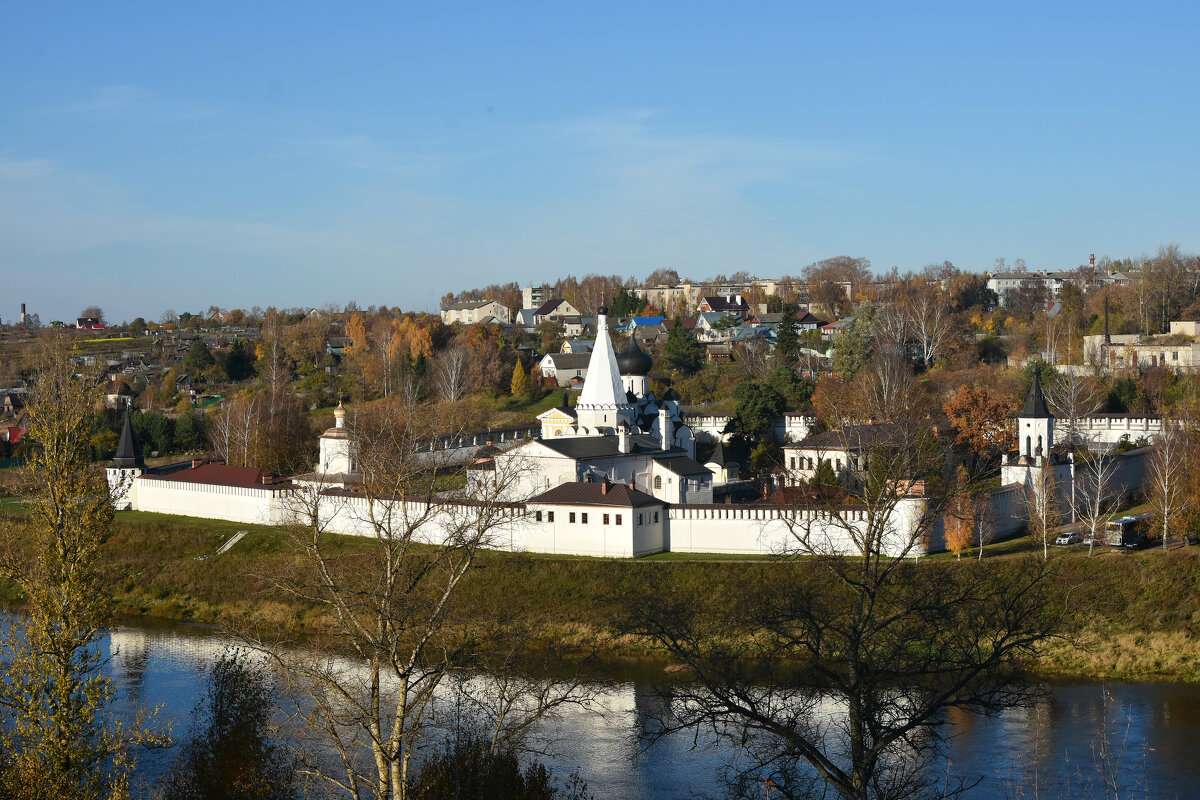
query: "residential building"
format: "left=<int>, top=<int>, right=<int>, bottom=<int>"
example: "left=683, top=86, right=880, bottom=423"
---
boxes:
left=440, top=299, right=512, bottom=325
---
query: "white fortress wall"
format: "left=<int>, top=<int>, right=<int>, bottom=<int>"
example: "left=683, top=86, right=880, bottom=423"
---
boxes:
left=134, top=477, right=285, bottom=525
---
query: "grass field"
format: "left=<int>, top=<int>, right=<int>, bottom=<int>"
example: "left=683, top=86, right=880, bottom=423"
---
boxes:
left=3, top=505, right=1199, bottom=681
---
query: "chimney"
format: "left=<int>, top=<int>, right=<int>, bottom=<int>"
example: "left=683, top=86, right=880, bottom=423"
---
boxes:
left=1090, top=253, right=1096, bottom=269
left=659, top=407, right=671, bottom=450
left=584, top=473, right=592, bottom=483
left=191, top=458, right=203, bottom=469
left=601, top=478, right=609, bottom=495
left=617, top=424, right=631, bottom=454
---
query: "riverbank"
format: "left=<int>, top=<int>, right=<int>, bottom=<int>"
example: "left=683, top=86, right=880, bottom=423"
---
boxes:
left=3, top=507, right=1199, bottom=682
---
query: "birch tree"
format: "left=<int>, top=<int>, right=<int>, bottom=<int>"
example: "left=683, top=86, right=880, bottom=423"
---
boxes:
left=434, top=346, right=469, bottom=403
left=0, top=340, right=168, bottom=799
left=1147, top=420, right=1187, bottom=549
left=257, top=399, right=565, bottom=800
left=1026, top=458, right=1060, bottom=561
left=1078, top=445, right=1121, bottom=557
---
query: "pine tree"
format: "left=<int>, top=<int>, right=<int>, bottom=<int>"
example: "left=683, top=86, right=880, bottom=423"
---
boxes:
left=775, top=302, right=800, bottom=366
left=664, top=319, right=704, bottom=375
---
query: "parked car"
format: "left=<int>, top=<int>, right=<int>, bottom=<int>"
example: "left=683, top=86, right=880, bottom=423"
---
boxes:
left=1055, top=532, right=1082, bottom=546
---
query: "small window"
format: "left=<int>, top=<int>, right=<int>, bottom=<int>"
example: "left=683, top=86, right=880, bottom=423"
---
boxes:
left=654, top=476, right=662, bottom=489
left=569, top=512, right=575, bottom=523
left=547, top=511, right=554, bottom=522
left=789, top=457, right=796, bottom=469
left=581, top=513, right=588, bottom=524
left=603, top=514, right=610, bottom=525
left=535, top=511, right=542, bottom=522
left=1173, top=351, right=1179, bottom=361
left=638, top=513, right=643, bottom=525
left=616, top=514, right=622, bottom=525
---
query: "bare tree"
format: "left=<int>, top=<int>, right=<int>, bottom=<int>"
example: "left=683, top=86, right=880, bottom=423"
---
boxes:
left=626, top=417, right=1062, bottom=800
left=1147, top=420, right=1187, bottom=550
left=1046, top=373, right=1101, bottom=453
left=252, top=399, right=564, bottom=800
left=906, top=289, right=954, bottom=367
left=433, top=346, right=469, bottom=403
left=1078, top=444, right=1121, bottom=557
left=1026, top=458, right=1060, bottom=562
left=79, top=305, right=105, bottom=323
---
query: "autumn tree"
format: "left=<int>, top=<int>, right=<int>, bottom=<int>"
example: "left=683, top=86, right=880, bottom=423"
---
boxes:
left=944, top=465, right=979, bottom=559
left=943, top=384, right=1013, bottom=478
left=0, top=340, right=168, bottom=798
left=510, top=359, right=528, bottom=398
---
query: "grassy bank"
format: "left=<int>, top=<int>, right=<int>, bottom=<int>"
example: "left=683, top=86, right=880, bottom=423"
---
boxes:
left=3, top=508, right=1199, bottom=682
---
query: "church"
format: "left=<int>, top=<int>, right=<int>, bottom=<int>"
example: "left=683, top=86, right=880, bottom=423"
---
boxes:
left=478, top=305, right=715, bottom=505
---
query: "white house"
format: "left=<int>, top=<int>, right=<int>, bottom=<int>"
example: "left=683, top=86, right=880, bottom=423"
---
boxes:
left=440, top=300, right=512, bottom=325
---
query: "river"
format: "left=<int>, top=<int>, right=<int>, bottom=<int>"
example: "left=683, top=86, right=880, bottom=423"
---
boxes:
left=98, top=619, right=1198, bottom=799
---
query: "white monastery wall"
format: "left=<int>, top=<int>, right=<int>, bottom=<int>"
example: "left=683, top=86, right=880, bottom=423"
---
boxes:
left=135, top=477, right=285, bottom=525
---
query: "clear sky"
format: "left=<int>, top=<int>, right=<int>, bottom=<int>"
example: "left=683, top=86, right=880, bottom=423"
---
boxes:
left=3, top=2, right=1198, bottom=324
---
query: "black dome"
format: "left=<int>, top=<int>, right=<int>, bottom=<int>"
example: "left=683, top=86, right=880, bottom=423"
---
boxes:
left=616, top=335, right=653, bottom=376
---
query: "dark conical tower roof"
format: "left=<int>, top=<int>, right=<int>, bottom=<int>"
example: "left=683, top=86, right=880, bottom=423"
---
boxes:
left=616, top=335, right=653, bottom=376
left=112, top=413, right=144, bottom=469
left=1020, top=364, right=1052, bottom=418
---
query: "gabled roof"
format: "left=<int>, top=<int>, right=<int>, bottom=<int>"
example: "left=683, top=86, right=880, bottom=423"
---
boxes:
left=528, top=481, right=662, bottom=508
left=540, top=353, right=592, bottom=370
left=442, top=299, right=497, bottom=311
left=533, top=298, right=571, bottom=317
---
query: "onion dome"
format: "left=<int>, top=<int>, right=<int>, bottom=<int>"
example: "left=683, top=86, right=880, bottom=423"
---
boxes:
left=616, top=335, right=653, bottom=376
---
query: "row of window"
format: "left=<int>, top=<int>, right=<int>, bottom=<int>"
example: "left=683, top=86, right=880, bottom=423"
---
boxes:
left=531, top=510, right=662, bottom=525
left=788, top=456, right=844, bottom=470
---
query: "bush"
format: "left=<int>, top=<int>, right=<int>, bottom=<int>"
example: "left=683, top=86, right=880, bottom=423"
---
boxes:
left=411, top=734, right=593, bottom=800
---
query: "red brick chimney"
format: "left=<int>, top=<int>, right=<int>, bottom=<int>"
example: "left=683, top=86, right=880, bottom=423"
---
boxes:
left=601, top=478, right=609, bottom=495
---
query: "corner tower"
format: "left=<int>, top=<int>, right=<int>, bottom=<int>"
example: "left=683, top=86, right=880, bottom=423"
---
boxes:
left=107, top=412, right=144, bottom=510
left=319, top=401, right=355, bottom=474
left=1017, top=364, right=1054, bottom=462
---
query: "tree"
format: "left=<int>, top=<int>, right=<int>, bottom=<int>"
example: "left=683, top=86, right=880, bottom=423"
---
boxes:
left=1078, top=445, right=1121, bottom=557
left=608, top=287, right=647, bottom=319
left=727, top=381, right=785, bottom=443
left=774, top=303, right=800, bottom=366
left=626, top=415, right=1061, bottom=800
left=0, top=340, right=168, bottom=799
left=943, top=385, right=1013, bottom=478
left=257, top=399, right=565, bottom=800
left=1026, top=458, right=1060, bottom=561
left=830, top=307, right=875, bottom=381
left=1147, top=420, right=1187, bottom=549
left=944, top=465, right=979, bottom=559
left=157, top=650, right=294, bottom=800
left=1046, top=372, right=1101, bottom=453
left=183, top=338, right=216, bottom=377
left=434, top=346, right=470, bottom=402
left=80, top=305, right=105, bottom=323
left=664, top=319, right=704, bottom=375
left=225, top=338, right=256, bottom=382
left=510, top=358, right=529, bottom=398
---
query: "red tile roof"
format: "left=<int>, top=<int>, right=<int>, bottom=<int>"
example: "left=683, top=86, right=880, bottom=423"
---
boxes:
left=155, top=462, right=287, bottom=488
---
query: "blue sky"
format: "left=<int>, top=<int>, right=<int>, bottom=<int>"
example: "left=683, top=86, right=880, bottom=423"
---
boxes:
left=3, top=2, right=1199, bottom=323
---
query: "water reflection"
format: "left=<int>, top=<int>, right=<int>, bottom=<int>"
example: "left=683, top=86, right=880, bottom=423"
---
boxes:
left=88, top=623, right=1200, bottom=798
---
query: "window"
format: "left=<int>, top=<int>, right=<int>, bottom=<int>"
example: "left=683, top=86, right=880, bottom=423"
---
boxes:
left=547, top=511, right=554, bottom=522
left=789, top=457, right=796, bottom=469
left=603, top=514, right=610, bottom=525
left=569, top=512, right=575, bottom=523
left=653, top=511, right=659, bottom=523
left=1173, top=351, right=1179, bottom=361
left=616, top=514, right=622, bottom=525
left=654, top=475, right=662, bottom=489
left=581, top=513, right=588, bottom=524
left=535, top=511, right=542, bottom=522
left=638, top=513, right=643, bottom=525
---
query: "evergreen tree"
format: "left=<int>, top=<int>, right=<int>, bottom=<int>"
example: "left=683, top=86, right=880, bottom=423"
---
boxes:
left=225, top=338, right=255, bottom=381
left=774, top=303, right=800, bottom=366
left=183, top=338, right=216, bottom=377
left=608, top=287, right=648, bottom=319
left=812, top=458, right=838, bottom=486
left=664, top=319, right=704, bottom=375
left=727, top=381, right=786, bottom=442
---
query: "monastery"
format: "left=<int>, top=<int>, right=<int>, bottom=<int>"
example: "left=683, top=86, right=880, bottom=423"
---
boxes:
left=107, top=311, right=1154, bottom=558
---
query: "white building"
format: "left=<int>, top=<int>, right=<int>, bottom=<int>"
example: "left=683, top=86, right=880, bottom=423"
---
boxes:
left=440, top=299, right=512, bottom=325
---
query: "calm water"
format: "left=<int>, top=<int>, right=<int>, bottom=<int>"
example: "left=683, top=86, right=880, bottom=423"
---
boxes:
left=98, top=620, right=1200, bottom=799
